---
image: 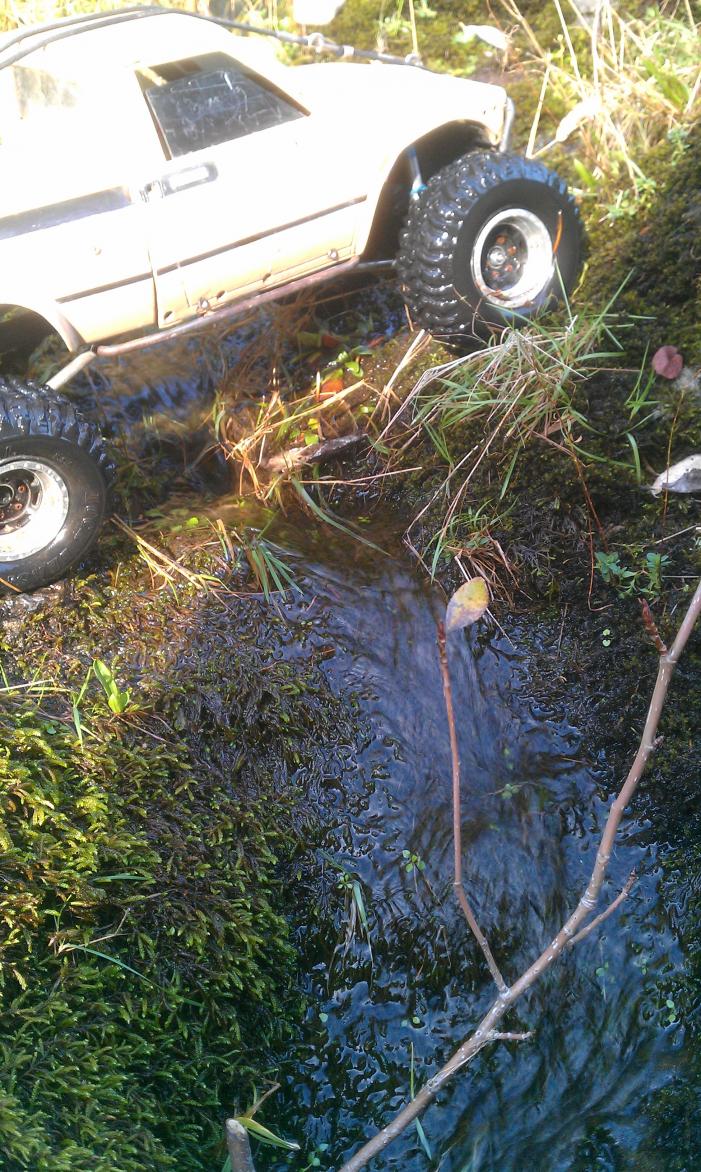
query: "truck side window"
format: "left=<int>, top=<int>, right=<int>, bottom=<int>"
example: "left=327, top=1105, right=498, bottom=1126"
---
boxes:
left=139, top=53, right=306, bottom=158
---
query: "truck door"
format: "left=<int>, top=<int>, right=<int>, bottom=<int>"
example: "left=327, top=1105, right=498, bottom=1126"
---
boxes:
left=137, top=51, right=309, bottom=326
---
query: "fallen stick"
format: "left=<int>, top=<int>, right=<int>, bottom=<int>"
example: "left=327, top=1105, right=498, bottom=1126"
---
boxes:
left=261, top=433, right=364, bottom=474
left=225, top=1119, right=257, bottom=1172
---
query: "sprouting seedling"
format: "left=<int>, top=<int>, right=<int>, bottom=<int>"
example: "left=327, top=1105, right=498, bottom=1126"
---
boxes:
left=402, top=849, right=426, bottom=875
left=92, top=658, right=131, bottom=715
left=319, top=850, right=373, bottom=965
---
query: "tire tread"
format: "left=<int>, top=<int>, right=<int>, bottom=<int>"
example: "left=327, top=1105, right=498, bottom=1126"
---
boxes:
left=0, top=377, right=115, bottom=485
left=397, top=150, right=583, bottom=339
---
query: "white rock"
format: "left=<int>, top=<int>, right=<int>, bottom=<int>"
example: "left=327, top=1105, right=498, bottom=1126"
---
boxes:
left=650, top=454, right=701, bottom=496
left=292, top=0, right=345, bottom=24
left=457, top=23, right=510, bottom=52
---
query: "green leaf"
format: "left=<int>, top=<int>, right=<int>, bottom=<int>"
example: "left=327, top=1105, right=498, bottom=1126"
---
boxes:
left=415, top=1117, right=433, bottom=1160
left=236, top=1116, right=300, bottom=1151
left=624, top=431, right=642, bottom=484
left=352, top=881, right=369, bottom=933
left=92, top=658, right=131, bottom=714
left=62, top=944, right=153, bottom=983
left=92, top=873, right=151, bottom=882
left=71, top=699, right=84, bottom=747
left=642, top=58, right=689, bottom=109
left=573, top=158, right=597, bottom=190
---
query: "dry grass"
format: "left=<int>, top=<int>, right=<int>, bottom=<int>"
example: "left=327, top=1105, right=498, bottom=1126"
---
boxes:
left=379, top=299, right=628, bottom=583
left=501, top=0, right=701, bottom=195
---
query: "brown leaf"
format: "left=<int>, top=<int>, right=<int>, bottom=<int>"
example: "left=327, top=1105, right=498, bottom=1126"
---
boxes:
left=445, top=578, right=489, bottom=633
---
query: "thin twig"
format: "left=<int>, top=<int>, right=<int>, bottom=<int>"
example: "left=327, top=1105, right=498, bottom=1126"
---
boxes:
left=338, top=575, right=701, bottom=1172
left=487, top=1030, right=534, bottom=1042
left=436, top=621, right=508, bottom=995
left=567, top=869, right=637, bottom=948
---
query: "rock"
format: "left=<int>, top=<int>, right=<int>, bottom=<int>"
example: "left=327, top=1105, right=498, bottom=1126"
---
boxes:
left=292, top=0, right=345, bottom=23
left=650, top=454, right=701, bottom=496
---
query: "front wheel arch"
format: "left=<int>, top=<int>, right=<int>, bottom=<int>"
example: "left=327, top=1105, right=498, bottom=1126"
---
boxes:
left=359, top=122, right=494, bottom=260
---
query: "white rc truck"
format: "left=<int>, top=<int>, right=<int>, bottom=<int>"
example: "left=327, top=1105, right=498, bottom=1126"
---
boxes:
left=0, top=5, right=583, bottom=592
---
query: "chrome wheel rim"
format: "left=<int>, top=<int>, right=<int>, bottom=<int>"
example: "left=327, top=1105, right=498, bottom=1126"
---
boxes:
left=0, top=459, right=69, bottom=561
left=471, top=208, right=554, bottom=309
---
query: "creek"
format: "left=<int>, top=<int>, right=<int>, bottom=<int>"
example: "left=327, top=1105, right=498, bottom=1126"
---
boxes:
left=229, top=522, right=689, bottom=1171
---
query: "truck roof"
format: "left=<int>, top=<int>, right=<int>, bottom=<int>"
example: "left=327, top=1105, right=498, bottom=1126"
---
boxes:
left=0, top=7, right=246, bottom=71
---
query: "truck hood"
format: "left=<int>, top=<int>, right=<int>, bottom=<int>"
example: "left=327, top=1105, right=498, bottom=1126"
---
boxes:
left=287, top=60, right=509, bottom=146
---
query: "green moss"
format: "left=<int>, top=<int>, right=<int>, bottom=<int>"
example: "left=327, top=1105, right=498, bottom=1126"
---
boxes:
left=581, top=122, right=701, bottom=366
left=0, top=533, right=354, bottom=1170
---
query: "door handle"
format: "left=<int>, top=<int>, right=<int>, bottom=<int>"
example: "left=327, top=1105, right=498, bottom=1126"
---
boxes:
left=161, top=163, right=218, bottom=195
left=141, top=179, right=165, bottom=201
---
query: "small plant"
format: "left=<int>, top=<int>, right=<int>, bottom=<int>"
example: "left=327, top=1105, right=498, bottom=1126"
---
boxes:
left=234, top=526, right=299, bottom=600
left=92, top=658, right=131, bottom=715
left=320, top=852, right=373, bottom=963
left=402, top=848, right=426, bottom=875
left=300, top=1143, right=331, bottom=1171
left=595, top=549, right=670, bottom=598
left=595, top=959, right=610, bottom=999
left=498, top=781, right=522, bottom=800
left=644, top=551, right=668, bottom=596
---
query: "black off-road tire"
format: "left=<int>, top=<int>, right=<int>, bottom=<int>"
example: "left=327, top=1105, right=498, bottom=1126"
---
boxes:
left=0, top=378, right=114, bottom=593
left=398, top=150, right=584, bottom=342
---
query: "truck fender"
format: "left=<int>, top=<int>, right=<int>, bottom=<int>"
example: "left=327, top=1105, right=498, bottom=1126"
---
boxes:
left=355, top=118, right=505, bottom=256
left=0, top=292, right=85, bottom=354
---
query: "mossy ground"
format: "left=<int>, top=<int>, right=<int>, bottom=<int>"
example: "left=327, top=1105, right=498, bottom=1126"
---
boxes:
left=0, top=520, right=357, bottom=1169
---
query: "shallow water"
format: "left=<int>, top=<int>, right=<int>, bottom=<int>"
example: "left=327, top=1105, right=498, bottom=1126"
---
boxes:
left=240, top=529, right=688, bottom=1172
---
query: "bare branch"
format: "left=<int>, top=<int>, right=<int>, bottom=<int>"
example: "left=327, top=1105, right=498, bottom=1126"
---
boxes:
left=437, top=621, right=508, bottom=995
left=338, top=575, right=701, bottom=1172
left=487, top=1031, right=534, bottom=1042
left=567, top=869, right=637, bottom=948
